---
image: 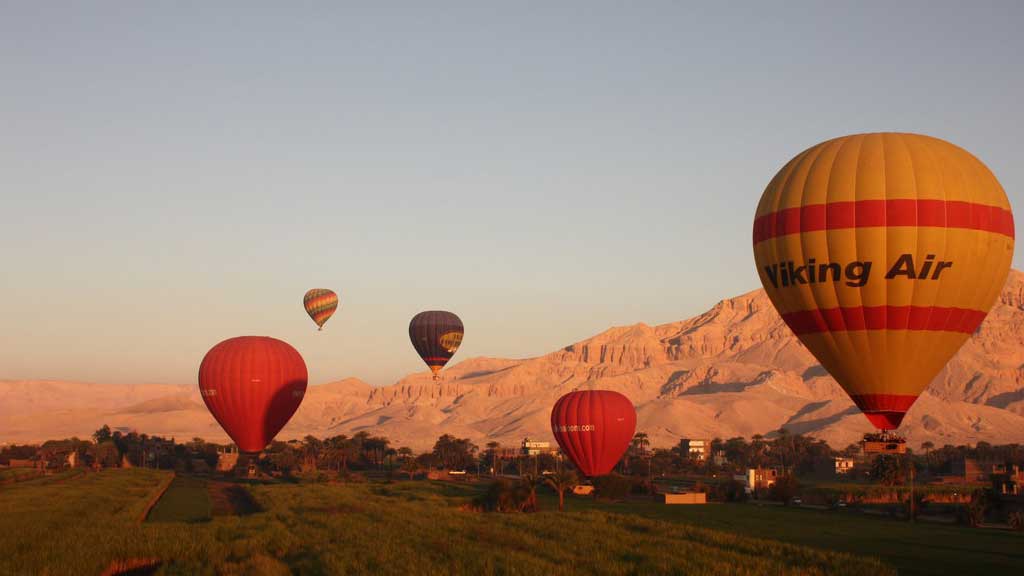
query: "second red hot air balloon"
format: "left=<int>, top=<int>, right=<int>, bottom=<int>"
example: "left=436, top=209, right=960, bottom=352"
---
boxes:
left=551, top=390, right=636, bottom=477
left=198, top=336, right=308, bottom=455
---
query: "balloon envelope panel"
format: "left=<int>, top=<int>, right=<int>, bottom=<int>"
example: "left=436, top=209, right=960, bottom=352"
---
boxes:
left=551, top=390, right=636, bottom=477
left=408, top=311, right=464, bottom=376
left=198, top=336, right=308, bottom=453
left=752, top=133, right=1014, bottom=430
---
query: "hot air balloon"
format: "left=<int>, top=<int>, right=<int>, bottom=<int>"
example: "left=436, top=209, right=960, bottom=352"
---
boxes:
left=753, top=133, right=1014, bottom=432
left=198, top=336, right=308, bottom=454
left=550, top=390, right=636, bottom=477
left=303, top=288, right=339, bottom=331
left=408, top=310, right=464, bottom=381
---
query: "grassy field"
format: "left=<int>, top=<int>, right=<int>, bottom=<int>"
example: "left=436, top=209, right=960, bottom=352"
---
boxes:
left=0, top=467, right=42, bottom=483
left=0, top=469, right=893, bottom=576
left=147, top=475, right=212, bottom=523
left=560, top=493, right=1024, bottom=576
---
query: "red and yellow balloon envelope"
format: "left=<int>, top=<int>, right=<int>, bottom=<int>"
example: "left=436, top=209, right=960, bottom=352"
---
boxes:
left=303, top=288, right=339, bottom=331
left=198, top=336, right=308, bottom=453
left=753, top=133, right=1014, bottom=431
left=409, top=311, right=464, bottom=380
left=551, top=390, right=636, bottom=477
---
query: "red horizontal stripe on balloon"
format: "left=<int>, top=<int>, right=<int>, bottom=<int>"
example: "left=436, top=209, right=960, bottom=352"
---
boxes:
left=850, top=394, right=919, bottom=430
left=851, top=393, right=919, bottom=413
left=781, top=305, right=988, bottom=335
left=422, top=357, right=452, bottom=363
left=752, top=199, right=1015, bottom=244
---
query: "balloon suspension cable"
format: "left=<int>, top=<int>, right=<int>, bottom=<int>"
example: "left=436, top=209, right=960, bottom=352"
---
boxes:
left=318, top=326, right=323, bottom=332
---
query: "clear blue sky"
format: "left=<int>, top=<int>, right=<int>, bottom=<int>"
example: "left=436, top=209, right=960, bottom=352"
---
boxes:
left=2, top=2, right=1022, bottom=386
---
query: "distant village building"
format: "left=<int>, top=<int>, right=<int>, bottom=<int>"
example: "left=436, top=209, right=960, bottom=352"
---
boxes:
left=930, top=459, right=1024, bottom=493
left=834, top=457, right=855, bottom=476
left=992, top=464, right=1023, bottom=496
left=37, top=442, right=79, bottom=471
left=217, top=446, right=240, bottom=472
left=7, top=458, right=37, bottom=469
left=735, top=467, right=780, bottom=493
left=521, top=438, right=558, bottom=456
left=663, top=492, right=707, bottom=505
left=680, top=439, right=711, bottom=461
left=933, top=458, right=992, bottom=485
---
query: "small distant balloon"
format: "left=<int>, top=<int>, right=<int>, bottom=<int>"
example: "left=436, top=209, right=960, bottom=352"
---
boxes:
left=303, top=288, right=339, bottom=331
left=409, top=310, right=464, bottom=380
left=551, top=390, right=636, bottom=478
left=198, top=336, right=308, bottom=453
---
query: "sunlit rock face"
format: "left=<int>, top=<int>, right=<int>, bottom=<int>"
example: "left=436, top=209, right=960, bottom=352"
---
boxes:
left=4, top=271, right=1024, bottom=452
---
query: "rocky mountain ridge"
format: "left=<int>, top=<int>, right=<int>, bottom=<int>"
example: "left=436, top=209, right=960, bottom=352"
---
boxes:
left=3, top=270, right=1024, bottom=452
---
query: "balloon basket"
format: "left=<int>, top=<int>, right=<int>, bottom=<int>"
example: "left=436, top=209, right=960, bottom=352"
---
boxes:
left=861, top=431, right=907, bottom=454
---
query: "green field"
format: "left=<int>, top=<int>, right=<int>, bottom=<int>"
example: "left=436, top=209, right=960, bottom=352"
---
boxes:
left=0, top=469, right=1019, bottom=575
left=560, top=494, right=1024, bottom=576
left=147, top=475, right=212, bottom=523
left=0, top=467, right=42, bottom=483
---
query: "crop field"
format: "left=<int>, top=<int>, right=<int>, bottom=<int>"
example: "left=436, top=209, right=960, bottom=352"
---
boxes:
left=0, top=469, right=897, bottom=576
left=147, top=475, right=212, bottom=523
left=562, top=493, right=1024, bottom=576
left=1, top=470, right=1021, bottom=576
left=0, top=467, right=42, bottom=483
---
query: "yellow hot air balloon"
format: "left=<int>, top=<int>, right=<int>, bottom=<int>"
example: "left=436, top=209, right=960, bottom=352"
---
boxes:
left=753, top=133, right=1014, bottom=431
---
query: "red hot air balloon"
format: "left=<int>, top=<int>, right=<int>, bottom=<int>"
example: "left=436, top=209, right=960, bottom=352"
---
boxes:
left=198, top=336, right=308, bottom=454
left=550, top=390, right=636, bottom=477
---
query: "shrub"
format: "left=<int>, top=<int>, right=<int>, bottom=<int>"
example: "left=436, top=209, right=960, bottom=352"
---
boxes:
left=338, top=470, right=367, bottom=483
left=967, top=488, right=990, bottom=527
left=712, top=479, right=748, bottom=503
left=1008, top=510, right=1024, bottom=531
left=593, top=474, right=632, bottom=501
left=630, top=480, right=653, bottom=496
left=472, top=479, right=533, bottom=512
left=769, top=475, right=800, bottom=504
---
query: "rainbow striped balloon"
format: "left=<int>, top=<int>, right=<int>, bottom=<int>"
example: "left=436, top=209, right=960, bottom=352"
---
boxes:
left=303, top=289, right=339, bottom=331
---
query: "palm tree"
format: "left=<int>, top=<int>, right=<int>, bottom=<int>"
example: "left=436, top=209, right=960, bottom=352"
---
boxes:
left=921, top=441, right=935, bottom=474
left=545, top=469, right=579, bottom=512
left=632, top=432, right=650, bottom=458
left=401, top=457, right=422, bottom=480
left=518, top=474, right=544, bottom=512
left=776, top=427, right=794, bottom=473
left=486, top=441, right=500, bottom=476
left=302, top=435, right=322, bottom=472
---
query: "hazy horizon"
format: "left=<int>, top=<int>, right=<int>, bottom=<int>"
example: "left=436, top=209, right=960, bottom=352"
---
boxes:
left=3, top=2, right=1023, bottom=386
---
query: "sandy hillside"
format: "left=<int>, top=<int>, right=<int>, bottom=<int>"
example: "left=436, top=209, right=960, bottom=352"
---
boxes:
left=4, top=271, right=1024, bottom=452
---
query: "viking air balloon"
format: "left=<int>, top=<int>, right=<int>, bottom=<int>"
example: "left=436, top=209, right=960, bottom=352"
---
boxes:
left=753, top=133, right=1014, bottom=433
left=198, top=336, right=308, bottom=458
left=551, top=390, right=637, bottom=477
left=303, top=288, right=339, bottom=331
left=408, top=311, right=464, bottom=381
